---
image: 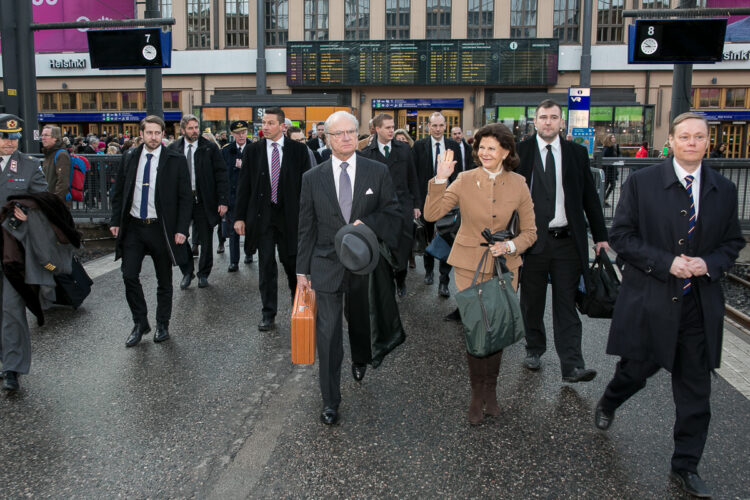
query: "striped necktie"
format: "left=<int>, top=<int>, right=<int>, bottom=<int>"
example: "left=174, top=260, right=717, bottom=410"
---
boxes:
left=271, top=142, right=280, bottom=203
left=683, top=175, right=696, bottom=295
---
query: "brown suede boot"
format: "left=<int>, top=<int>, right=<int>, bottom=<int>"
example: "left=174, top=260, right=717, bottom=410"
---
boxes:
left=484, top=350, right=503, bottom=417
left=466, top=353, right=485, bottom=425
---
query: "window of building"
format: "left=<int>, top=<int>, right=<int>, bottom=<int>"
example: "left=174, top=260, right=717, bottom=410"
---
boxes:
left=122, top=92, right=141, bottom=111
left=100, top=92, right=118, bottom=110
left=226, top=0, right=249, bottom=47
left=596, top=0, right=623, bottom=43
left=426, top=0, right=451, bottom=39
left=554, top=0, right=579, bottom=43
left=345, top=0, right=370, bottom=40
left=160, top=0, right=172, bottom=16
left=39, top=93, right=59, bottom=111
left=467, top=0, right=493, bottom=38
left=187, top=0, right=211, bottom=49
left=725, top=88, right=746, bottom=108
left=80, top=92, right=98, bottom=110
left=640, top=0, right=669, bottom=7
left=305, top=0, right=329, bottom=40
left=59, top=93, right=77, bottom=110
left=511, top=0, right=537, bottom=38
left=163, top=91, right=181, bottom=110
left=698, top=88, right=720, bottom=108
left=266, top=0, right=289, bottom=47
left=386, top=0, right=410, bottom=40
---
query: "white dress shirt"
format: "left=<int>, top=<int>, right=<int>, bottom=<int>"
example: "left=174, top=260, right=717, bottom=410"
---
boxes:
left=130, top=145, right=161, bottom=219
left=266, top=136, right=285, bottom=179
left=332, top=153, right=357, bottom=200
left=673, top=159, right=701, bottom=219
left=378, top=140, right=392, bottom=158
left=430, top=136, right=446, bottom=174
left=536, top=134, right=567, bottom=228
left=183, top=139, right=197, bottom=190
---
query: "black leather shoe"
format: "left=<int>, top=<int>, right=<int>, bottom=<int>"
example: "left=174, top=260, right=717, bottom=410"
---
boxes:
left=228, top=263, right=239, bottom=272
left=320, top=406, right=340, bottom=425
left=594, top=401, right=615, bottom=430
left=670, top=470, right=711, bottom=498
left=258, top=317, right=275, bottom=331
left=154, top=323, right=170, bottom=343
left=216, top=243, right=225, bottom=254
left=443, top=308, right=461, bottom=322
left=397, top=284, right=406, bottom=298
left=424, top=273, right=434, bottom=285
left=2, top=371, right=19, bottom=391
left=180, top=273, right=195, bottom=290
left=523, top=354, right=541, bottom=371
left=438, top=283, right=450, bottom=297
left=126, top=323, right=151, bottom=347
left=244, top=255, right=253, bottom=264
left=352, top=363, right=367, bottom=382
left=562, top=367, right=597, bottom=383
left=198, top=276, right=209, bottom=288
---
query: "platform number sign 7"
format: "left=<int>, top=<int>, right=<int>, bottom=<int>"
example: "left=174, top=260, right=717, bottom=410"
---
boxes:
left=142, top=33, right=158, bottom=61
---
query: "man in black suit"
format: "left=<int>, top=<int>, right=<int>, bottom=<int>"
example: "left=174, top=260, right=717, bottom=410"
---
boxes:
left=297, top=111, right=401, bottom=425
left=170, top=114, right=229, bottom=289
left=109, top=115, right=192, bottom=346
left=221, top=120, right=250, bottom=272
left=413, top=112, right=464, bottom=297
left=361, top=113, right=421, bottom=297
left=306, top=122, right=326, bottom=163
left=235, top=107, right=312, bottom=331
left=451, top=126, right=475, bottom=171
left=516, top=99, right=609, bottom=383
left=595, top=113, right=745, bottom=498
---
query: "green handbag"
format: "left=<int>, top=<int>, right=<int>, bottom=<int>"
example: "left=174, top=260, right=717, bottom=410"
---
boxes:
left=455, top=249, right=525, bottom=357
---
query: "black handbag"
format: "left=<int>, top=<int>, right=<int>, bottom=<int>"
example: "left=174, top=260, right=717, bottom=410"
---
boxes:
left=455, top=249, right=525, bottom=357
left=412, top=218, right=427, bottom=255
left=435, top=208, right=460, bottom=244
left=575, top=250, right=620, bottom=318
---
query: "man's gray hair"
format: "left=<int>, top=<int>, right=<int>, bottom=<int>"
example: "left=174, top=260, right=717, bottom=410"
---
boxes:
left=324, top=111, right=359, bottom=134
left=428, top=112, right=445, bottom=124
left=43, top=125, right=63, bottom=145
left=180, top=114, right=199, bottom=130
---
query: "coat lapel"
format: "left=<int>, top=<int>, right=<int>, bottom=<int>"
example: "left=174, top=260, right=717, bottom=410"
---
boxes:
left=154, top=145, right=170, bottom=208
left=350, top=159, right=371, bottom=220
left=320, top=161, right=345, bottom=223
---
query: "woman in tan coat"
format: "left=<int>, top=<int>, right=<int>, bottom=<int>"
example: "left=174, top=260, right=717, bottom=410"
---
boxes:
left=424, top=123, right=537, bottom=425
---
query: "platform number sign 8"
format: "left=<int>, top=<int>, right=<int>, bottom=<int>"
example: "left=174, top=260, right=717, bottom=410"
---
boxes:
left=639, top=23, right=662, bottom=57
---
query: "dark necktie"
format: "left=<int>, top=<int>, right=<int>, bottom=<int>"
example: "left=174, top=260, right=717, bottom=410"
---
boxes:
left=384, top=145, right=390, bottom=158
left=434, top=142, right=441, bottom=175
left=683, top=175, right=696, bottom=295
left=339, top=162, right=352, bottom=223
left=271, top=142, right=281, bottom=203
left=187, top=143, right=194, bottom=188
left=140, top=153, right=153, bottom=219
left=545, top=144, right=556, bottom=187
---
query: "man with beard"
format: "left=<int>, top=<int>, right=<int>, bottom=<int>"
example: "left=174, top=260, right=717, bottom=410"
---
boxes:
left=109, top=115, right=192, bottom=347
left=360, top=113, right=421, bottom=297
left=170, top=114, right=229, bottom=289
left=39, top=125, right=71, bottom=204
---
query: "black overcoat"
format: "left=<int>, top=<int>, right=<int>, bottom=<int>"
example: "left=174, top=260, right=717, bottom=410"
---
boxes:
left=413, top=137, right=464, bottom=207
left=234, top=137, right=312, bottom=258
left=516, top=135, right=608, bottom=272
left=359, top=140, right=421, bottom=269
left=606, top=159, right=745, bottom=370
left=109, top=145, right=193, bottom=266
left=169, top=136, right=229, bottom=227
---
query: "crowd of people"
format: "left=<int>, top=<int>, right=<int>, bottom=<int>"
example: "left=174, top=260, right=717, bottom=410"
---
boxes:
left=0, top=101, right=745, bottom=498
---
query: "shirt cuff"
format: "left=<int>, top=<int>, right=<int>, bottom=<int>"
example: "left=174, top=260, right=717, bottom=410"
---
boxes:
left=434, top=177, right=448, bottom=185
left=507, top=241, right=516, bottom=254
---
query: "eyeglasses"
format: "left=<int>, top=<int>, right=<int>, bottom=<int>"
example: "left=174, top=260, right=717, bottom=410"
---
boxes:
left=328, top=129, right=357, bottom=138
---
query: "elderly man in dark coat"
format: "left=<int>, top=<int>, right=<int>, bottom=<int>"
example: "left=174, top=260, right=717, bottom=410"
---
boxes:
left=594, top=113, right=745, bottom=499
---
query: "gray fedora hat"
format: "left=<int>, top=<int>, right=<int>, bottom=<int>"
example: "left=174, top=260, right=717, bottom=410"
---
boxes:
left=334, top=224, right=380, bottom=275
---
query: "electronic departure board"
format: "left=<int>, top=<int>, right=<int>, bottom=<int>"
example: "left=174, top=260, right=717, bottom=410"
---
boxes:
left=286, top=39, right=558, bottom=87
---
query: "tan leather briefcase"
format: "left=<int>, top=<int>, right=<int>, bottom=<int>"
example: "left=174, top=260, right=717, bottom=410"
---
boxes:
left=291, top=286, right=316, bottom=364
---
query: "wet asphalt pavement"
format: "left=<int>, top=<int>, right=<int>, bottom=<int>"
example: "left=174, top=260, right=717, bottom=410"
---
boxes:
left=1, top=250, right=749, bottom=499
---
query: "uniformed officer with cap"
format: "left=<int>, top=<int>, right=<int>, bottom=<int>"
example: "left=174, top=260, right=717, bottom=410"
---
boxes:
left=221, top=120, right=253, bottom=271
left=0, top=114, right=49, bottom=392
